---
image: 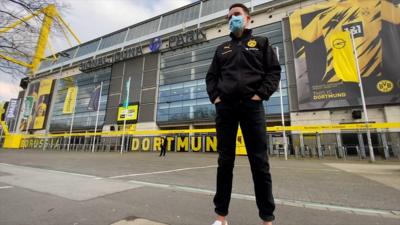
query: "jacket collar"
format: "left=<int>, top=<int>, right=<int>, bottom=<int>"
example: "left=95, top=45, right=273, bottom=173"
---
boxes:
left=229, top=29, right=252, bottom=41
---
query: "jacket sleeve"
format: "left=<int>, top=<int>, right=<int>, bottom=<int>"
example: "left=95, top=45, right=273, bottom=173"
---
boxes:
left=206, top=49, right=221, bottom=104
left=256, top=38, right=282, bottom=101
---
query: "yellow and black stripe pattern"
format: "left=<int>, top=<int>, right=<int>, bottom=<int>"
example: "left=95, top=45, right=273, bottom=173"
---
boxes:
left=289, top=0, right=398, bottom=84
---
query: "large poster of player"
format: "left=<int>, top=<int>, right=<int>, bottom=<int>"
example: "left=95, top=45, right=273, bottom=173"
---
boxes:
left=289, top=0, right=400, bottom=110
left=20, top=79, right=54, bottom=131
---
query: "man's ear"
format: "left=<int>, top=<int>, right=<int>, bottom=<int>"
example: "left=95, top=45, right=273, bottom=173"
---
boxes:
left=245, top=15, right=251, bottom=26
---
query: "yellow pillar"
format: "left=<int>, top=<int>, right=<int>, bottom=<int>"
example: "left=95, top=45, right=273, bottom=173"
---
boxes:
left=31, top=5, right=57, bottom=75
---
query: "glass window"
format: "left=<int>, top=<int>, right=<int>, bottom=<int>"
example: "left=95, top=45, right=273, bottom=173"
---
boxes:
left=201, top=0, right=248, bottom=17
left=169, top=83, right=183, bottom=90
left=75, top=40, right=100, bottom=58
left=196, top=98, right=209, bottom=105
left=266, top=104, right=289, bottom=114
left=126, top=18, right=160, bottom=41
left=49, top=67, right=111, bottom=132
left=184, top=80, right=197, bottom=88
left=157, top=114, right=168, bottom=122
left=183, top=99, right=196, bottom=107
left=38, top=59, right=54, bottom=70
left=266, top=97, right=281, bottom=106
left=56, top=48, right=77, bottom=64
left=98, top=30, right=127, bottom=50
left=159, top=85, right=170, bottom=91
left=160, top=4, right=200, bottom=30
left=271, top=88, right=288, bottom=97
left=157, top=22, right=287, bottom=123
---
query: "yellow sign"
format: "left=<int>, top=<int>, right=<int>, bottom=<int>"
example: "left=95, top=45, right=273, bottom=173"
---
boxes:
left=37, top=79, right=53, bottom=96
left=377, top=80, right=394, bottom=93
left=330, top=31, right=359, bottom=83
left=129, top=135, right=217, bottom=153
left=63, top=87, right=78, bottom=114
left=247, top=39, right=257, bottom=48
left=117, top=104, right=139, bottom=122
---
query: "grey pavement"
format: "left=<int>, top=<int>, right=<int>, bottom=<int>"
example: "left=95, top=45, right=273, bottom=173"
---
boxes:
left=0, top=149, right=399, bottom=225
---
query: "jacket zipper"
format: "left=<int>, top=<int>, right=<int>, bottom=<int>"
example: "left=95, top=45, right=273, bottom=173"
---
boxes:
left=237, top=39, right=243, bottom=98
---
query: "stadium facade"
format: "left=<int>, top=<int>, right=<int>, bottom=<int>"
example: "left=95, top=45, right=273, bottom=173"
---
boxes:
left=11, top=0, right=400, bottom=158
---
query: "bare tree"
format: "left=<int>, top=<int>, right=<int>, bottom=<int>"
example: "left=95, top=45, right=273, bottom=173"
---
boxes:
left=0, top=0, right=69, bottom=81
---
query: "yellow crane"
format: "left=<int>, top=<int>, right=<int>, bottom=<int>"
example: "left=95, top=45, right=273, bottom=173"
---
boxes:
left=0, top=4, right=81, bottom=76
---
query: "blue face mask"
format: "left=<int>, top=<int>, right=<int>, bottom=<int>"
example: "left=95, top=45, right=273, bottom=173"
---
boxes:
left=229, top=15, right=244, bottom=34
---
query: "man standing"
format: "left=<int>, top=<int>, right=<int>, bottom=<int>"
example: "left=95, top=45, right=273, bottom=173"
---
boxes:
left=159, top=136, right=167, bottom=157
left=206, top=3, right=281, bottom=225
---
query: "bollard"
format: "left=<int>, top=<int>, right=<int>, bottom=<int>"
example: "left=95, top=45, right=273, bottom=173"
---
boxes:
left=342, top=146, right=347, bottom=160
left=381, top=133, right=390, bottom=159
left=300, top=145, right=305, bottom=158
left=317, top=146, right=323, bottom=159
left=356, top=146, right=361, bottom=160
left=383, top=145, right=390, bottom=160
left=328, top=145, right=332, bottom=157
left=336, top=146, right=342, bottom=159
left=42, top=138, right=47, bottom=151
left=318, top=146, right=325, bottom=159
left=395, top=144, right=400, bottom=159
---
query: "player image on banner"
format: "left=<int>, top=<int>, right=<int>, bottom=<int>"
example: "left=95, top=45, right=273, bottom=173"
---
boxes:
left=33, top=79, right=53, bottom=129
left=20, top=79, right=54, bottom=131
left=19, top=82, right=39, bottom=131
left=289, top=0, right=400, bottom=110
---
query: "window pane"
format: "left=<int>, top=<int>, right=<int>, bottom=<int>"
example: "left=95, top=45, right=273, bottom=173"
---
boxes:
left=49, top=67, right=111, bottom=131
left=160, top=4, right=200, bottom=30
left=75, top=40, right=100, bottom=57
left=126, top=18, right=160, bottom=41
left=98, top=30, right=127, bottom=50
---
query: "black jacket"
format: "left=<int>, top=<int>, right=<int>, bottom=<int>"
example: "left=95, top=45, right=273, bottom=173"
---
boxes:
left=206, top=29, right=281, bottom=103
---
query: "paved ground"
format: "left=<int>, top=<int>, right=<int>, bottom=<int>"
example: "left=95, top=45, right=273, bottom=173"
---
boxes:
left=0, top=149, right=399, bottom=225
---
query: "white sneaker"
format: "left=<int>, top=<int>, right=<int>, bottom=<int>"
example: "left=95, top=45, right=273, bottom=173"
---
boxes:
left=212, top=220, right=228, bottom=225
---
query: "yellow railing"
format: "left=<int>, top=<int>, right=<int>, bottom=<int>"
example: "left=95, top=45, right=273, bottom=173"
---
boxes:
left=13, top=122, right=400, bottom=138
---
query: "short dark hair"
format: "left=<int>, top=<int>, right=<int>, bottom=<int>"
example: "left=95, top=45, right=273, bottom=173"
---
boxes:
left=229, top=3, right=250, bottom=15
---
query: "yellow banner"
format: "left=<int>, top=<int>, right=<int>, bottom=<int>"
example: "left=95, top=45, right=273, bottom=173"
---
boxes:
left=33, top=116, right=45, bottom=129
left=37, top=79, right=53, bottom=96
left=33, top=79, right=53, bottom=129
left=63, top=87, right=78, bottom=114
left=330, top=31, right=359, bottom=83
left=288, top=0, right=400, bottom=109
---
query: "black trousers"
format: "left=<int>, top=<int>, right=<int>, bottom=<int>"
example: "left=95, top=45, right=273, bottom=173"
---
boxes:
left=159, top=147, right=166, bottom=157
left=213, top=99, right=275, bottom=222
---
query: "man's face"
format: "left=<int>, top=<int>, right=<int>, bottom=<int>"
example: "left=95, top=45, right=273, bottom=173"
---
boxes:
left=228, top=7, right=250, bottom=28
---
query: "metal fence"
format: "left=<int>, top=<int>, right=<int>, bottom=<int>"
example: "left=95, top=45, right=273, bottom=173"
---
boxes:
left=2, top=131, right=400, bottom=161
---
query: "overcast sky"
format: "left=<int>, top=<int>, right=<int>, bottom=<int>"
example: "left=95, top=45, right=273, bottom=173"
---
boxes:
left=0, top=0, right=195, bottom=102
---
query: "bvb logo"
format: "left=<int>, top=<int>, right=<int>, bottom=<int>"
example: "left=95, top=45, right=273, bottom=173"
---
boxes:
left=377, top=80, right=394, bottom=93
left=332, top=38, right=346, bottom=49
left=247, top=39, right=257, bottom=48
